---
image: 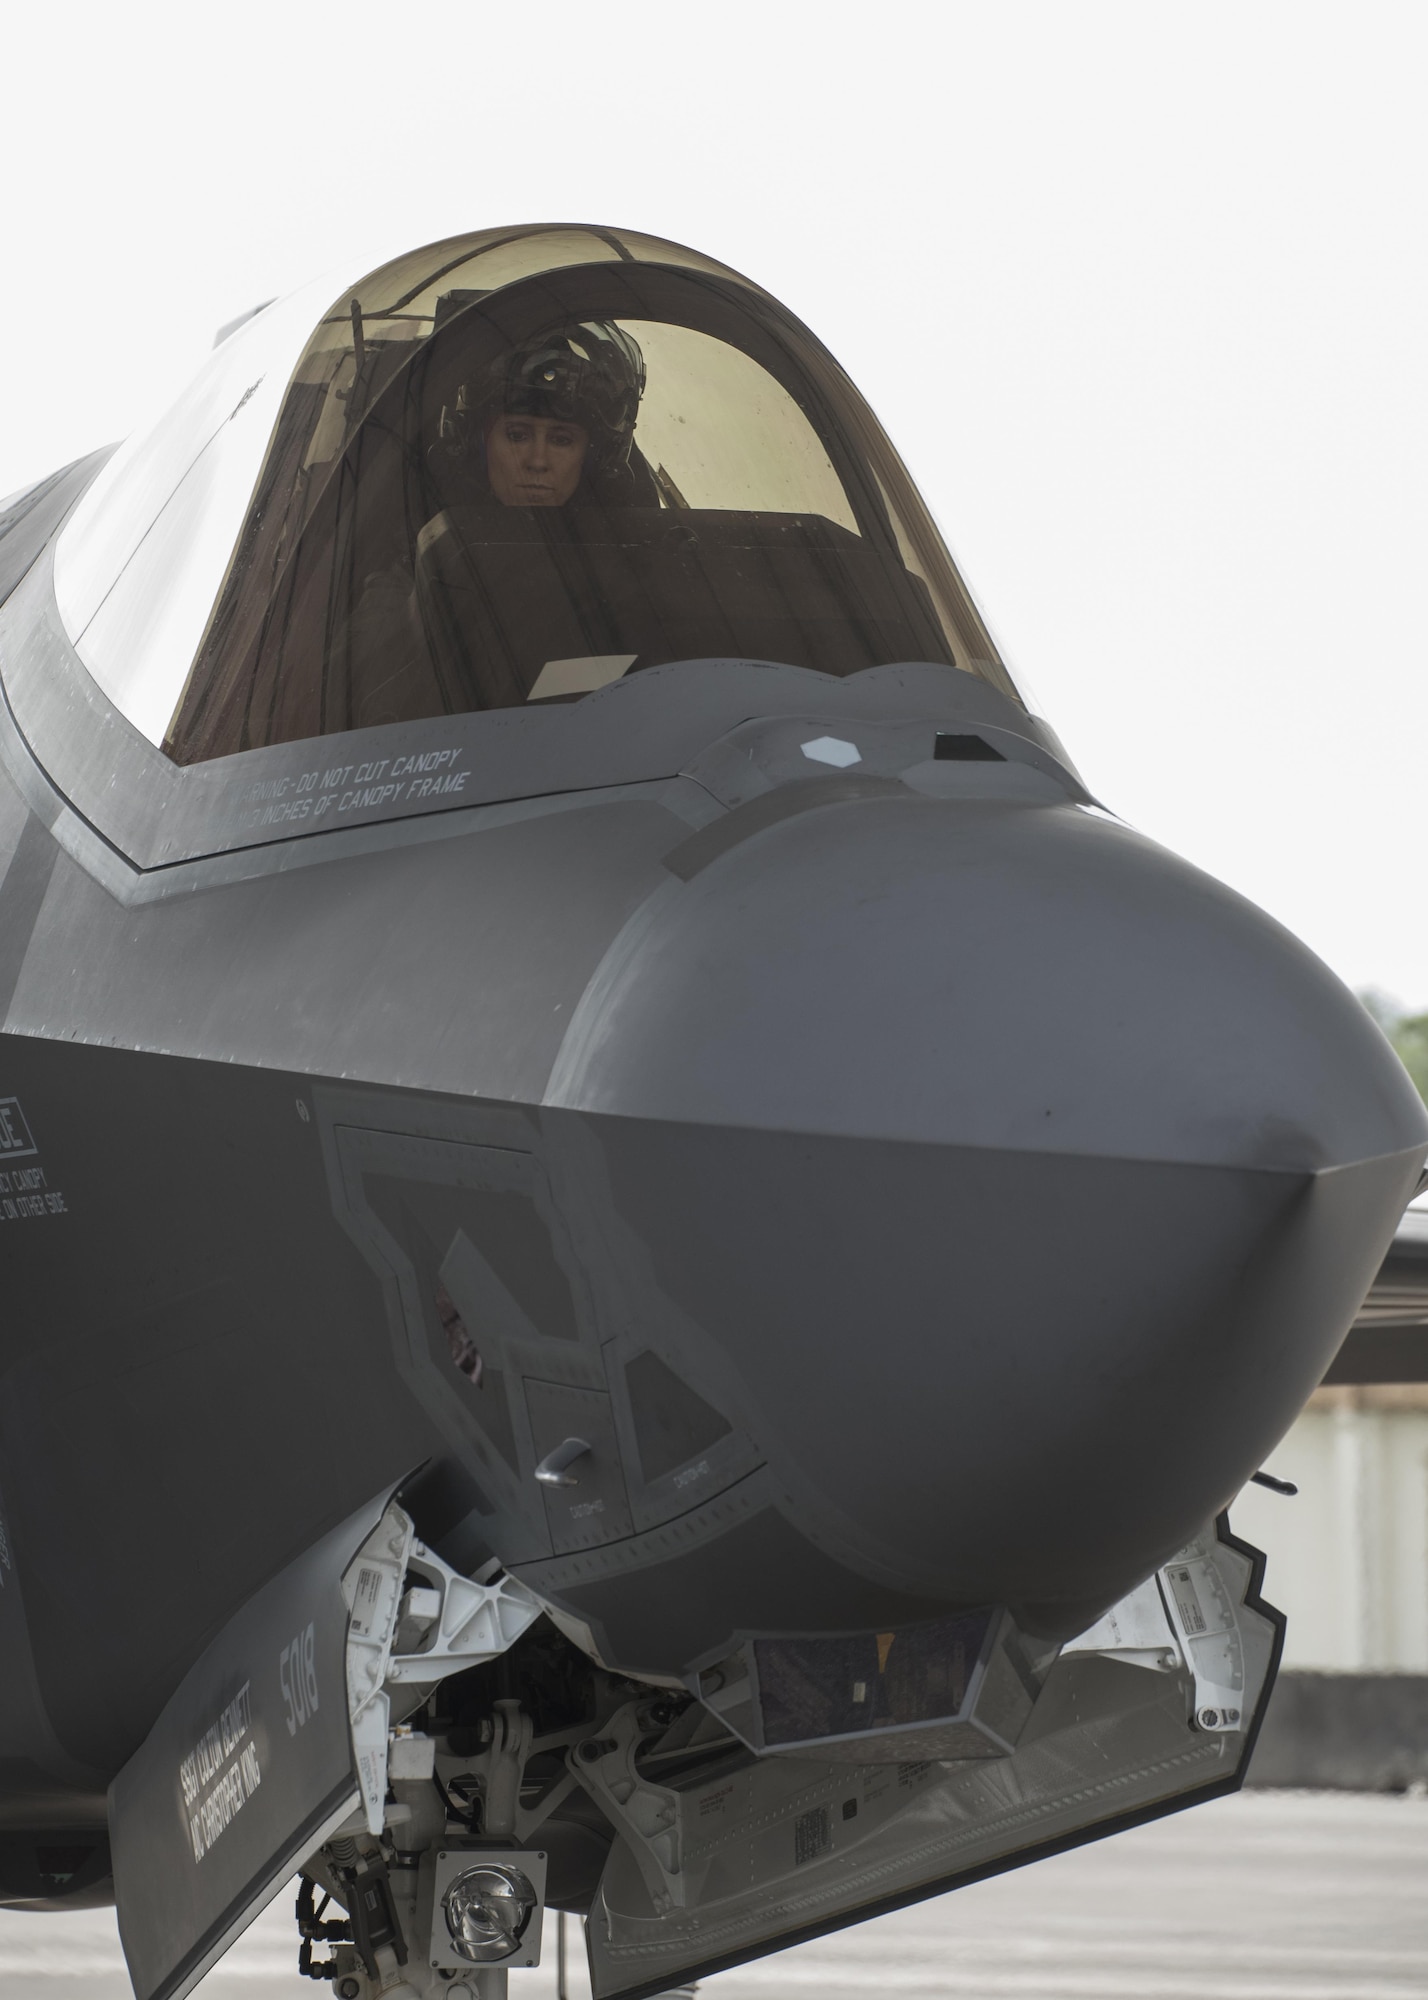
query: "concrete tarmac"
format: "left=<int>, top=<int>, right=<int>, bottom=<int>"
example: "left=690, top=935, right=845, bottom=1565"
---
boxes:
left=0, top=1791, right=1422, bottom=1999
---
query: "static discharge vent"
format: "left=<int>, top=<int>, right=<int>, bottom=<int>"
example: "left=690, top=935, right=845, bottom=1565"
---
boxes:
left=934, top=733, right=1005, bottom=762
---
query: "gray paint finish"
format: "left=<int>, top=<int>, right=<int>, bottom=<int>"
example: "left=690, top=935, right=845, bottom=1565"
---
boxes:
left=6, top=797, right=683, bottom=1104
left=547, top=787, right=1417, bottom=1167
left=0, top=261, right=1423, bottom=2000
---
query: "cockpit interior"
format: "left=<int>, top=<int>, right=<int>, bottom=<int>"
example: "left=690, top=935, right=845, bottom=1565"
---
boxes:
left=52, top=226, right=1019, bottom=767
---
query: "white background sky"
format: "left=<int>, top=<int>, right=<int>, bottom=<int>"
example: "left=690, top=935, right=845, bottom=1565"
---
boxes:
left=4, top=2, right=1425, bottom=1004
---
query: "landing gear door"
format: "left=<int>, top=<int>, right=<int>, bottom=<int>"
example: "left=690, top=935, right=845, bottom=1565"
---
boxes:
left=108, top=1489, right=392, bottom=2000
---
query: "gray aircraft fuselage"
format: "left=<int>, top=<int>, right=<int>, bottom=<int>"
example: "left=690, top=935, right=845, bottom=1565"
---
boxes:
left=0, top=227, right=1422, bottom=1980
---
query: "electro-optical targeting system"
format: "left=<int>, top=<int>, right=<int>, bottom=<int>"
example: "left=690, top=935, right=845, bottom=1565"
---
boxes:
left=0, top=224, right=1423, bottom=2000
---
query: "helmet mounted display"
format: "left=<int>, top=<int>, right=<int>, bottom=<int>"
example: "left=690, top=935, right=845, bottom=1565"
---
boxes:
left=439, top=319, right=646, bottom=480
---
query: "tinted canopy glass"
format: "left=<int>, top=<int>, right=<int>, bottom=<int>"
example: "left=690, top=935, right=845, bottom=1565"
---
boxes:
left=66, top=228, right=1020, bottom=765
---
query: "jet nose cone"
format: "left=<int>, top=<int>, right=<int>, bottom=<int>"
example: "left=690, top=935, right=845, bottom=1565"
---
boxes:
left=558, top=788, right=1420, bottom=1175
left=547, top=789, right=1427, bottom=1635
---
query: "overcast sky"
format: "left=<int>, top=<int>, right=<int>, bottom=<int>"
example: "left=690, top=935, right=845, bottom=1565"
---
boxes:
left=5, top=2, right=1425, bottom=1003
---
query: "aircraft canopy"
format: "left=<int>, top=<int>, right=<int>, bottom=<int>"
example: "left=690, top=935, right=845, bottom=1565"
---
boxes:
left=55, top=225, right=1020, bottom=764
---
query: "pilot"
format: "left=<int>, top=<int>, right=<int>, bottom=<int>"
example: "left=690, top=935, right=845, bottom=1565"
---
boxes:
left=342, top=321, right=650, bottom=727
left=484, top=409, right=590, bottom=507
left=437, top=320, right=650, bottom=508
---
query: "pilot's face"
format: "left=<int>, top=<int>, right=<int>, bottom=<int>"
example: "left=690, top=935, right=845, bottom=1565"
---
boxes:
left=485, top=414, right=589, bottom=506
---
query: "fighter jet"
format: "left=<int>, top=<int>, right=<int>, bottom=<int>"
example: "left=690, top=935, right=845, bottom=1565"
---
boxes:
left=0, top=222, right=1421, bottom=2000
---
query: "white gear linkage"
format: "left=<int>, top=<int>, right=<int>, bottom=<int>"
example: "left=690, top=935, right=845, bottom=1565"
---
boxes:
left=341, top=1502, right=543, bottom=1833
left=1062, top=1525, right=1247, bottom=1731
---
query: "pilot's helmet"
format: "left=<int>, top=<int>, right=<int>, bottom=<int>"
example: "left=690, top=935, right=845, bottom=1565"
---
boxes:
left=440, top=320, right=646, bottom=486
